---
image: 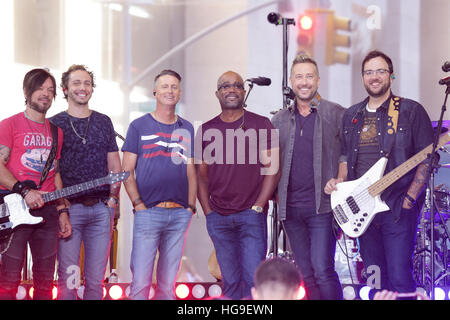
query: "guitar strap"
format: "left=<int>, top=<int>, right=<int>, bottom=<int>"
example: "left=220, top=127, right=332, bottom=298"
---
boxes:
left=37, top=122, right=58, bottom=189
left=383, top=95, right=401, bottom=157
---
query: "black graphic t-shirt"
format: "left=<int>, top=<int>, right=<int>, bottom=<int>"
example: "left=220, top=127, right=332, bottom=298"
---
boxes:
left=355, top=108, right=380, bottom=179
left=50, top=110, right=119, bottom=199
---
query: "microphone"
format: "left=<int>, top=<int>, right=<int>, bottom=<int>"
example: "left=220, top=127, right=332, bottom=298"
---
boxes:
left=267, top=12, right=281, bottom=25
left=439, top=76, right=450, bottom=86
left=351, top=107, right=365, bottom=125
left=246, top=77, right=271, bottom=86
left=442, top=61, right=450, bottom=72
left=267, top=12, right=295, bottom=26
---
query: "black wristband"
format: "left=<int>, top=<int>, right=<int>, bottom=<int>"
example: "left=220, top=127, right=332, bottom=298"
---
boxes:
left=404, top=193, right=416, bottom=206
left=12, top=181, right=26, bottom=194
left=13, top=181, right=32, bottom=198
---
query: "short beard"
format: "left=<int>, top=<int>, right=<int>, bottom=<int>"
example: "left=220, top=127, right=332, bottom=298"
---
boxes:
left=365, top=82, right=390, bottom=98
left=29, top=101, right=50, bottom=114
left=296, top=89, right=317, bottom=103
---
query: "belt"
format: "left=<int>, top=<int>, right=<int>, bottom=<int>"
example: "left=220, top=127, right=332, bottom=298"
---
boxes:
left=70, top=197, right=103, bottom=207
left=154, top=201, right=183, bottom=209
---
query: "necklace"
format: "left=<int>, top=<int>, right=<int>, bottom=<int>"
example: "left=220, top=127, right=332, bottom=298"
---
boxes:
left=23, top=111, right=49, bottom=163
left=67, top=111, right=91, bottom=144
left=151, top=112, right=178, bottom=152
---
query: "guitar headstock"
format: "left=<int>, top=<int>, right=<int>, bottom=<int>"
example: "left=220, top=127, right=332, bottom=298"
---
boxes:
left=107, top=171, right=130, bottom=184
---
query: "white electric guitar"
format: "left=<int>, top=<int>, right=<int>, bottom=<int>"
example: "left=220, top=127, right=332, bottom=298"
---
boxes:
left=331, top=131, right=450, bottom=238
left=0, top=171, right=130, bottom=234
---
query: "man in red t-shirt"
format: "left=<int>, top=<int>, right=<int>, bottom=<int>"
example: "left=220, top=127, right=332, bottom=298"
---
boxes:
left=196, top=71, right=280, bottom=300
left=0, top=68, right=71, bottom=300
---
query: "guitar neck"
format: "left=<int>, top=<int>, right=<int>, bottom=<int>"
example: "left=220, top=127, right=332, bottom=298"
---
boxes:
left=368, top=132, right=450, bottom=196
left=42, top=176, right=111, bottom=203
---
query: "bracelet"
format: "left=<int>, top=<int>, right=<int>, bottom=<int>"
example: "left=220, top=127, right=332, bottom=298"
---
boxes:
left=20, top=187, right=31, bottom=198
left=404, top=193, right=416, bottom=206
left=132, top=197, right=143, bottom=208
left=57, top=208, right=70, bottom=216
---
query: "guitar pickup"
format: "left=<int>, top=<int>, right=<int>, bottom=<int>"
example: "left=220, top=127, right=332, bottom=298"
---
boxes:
left=346, top=196, right=360, bottom=214
left=333, top=205, right=349, bottom=224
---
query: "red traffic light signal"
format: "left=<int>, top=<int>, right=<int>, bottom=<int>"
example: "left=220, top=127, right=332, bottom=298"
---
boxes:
left=297, top=13, right=315, bottom=56
left=299, top=14, right=313, bottom=31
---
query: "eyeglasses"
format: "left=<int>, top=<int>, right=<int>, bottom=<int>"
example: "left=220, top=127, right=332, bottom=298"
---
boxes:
left=362, top=69, right=390, bottom=77
left=217, top=82, right=245, bottom=91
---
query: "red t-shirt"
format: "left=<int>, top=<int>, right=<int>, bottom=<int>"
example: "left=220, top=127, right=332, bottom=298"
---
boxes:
left=0, top=112, right=63, bottom=192
left=197, top=110, right=276, bottom=215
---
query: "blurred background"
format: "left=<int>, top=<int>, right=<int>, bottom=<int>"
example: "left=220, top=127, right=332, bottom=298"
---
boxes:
left=1, top=0, right=448, bottom=284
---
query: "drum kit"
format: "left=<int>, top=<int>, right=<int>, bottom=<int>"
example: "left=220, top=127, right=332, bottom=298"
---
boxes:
left=414, top=184, right=450, bottom=289
left=413, top=122, right=450, bottom=292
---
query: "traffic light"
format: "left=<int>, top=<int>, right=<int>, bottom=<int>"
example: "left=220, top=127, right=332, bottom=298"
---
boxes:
left=297, top=11, right=315, bottom=56
left=325, top=13, right=351, bottom=65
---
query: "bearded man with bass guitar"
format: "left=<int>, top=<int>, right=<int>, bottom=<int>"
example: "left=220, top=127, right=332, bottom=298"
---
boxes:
left=325, top=50, right=434, bottom=298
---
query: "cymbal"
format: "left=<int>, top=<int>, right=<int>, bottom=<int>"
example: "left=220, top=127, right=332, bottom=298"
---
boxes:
left=440, top=163, right=450, bottom=168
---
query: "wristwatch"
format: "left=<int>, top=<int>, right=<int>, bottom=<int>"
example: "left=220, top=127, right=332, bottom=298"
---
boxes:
left=251, top=205, right=263, bottom=213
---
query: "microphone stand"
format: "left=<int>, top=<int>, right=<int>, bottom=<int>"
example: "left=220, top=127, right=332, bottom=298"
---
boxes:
left=243, top=81, right=254, bottom=107
left=267, top=14, right=295, bottom=259
left=282, top=18, right=295, bottom=109
left=426, top=82, right=449, bottom=299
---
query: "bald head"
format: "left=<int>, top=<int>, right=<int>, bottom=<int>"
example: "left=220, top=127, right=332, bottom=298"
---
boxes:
left=215, top=71, right=246, bottom=110
left=217, top=71, right=244, bottom=89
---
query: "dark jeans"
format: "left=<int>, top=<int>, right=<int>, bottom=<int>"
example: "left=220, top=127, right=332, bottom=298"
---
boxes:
left=0, top=204, right=58, bottom=300
left=359, top=206, right=419, bottom=297
left=284, top=206, right=343, bottom=300
left=206, top=209, right=267, bottom=300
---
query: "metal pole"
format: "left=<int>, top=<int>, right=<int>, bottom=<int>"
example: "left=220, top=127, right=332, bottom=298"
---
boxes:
left=130, top=0, right=282, bottom=88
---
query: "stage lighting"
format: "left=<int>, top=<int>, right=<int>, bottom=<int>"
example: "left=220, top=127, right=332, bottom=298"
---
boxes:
left=77, top=285, right=85, bottom=299
left=297, top=285, right=306, bottom=300
left=434, top=287, right=446, bottom=300
left=52, top=286, right=58, bottom=300
left=16, top=285, right=27, bottom=300
left=192, top=284, right=206, bottom=299
left=208, top=284, right=222, bottom=298
left=175, top=284, right=190, bottom=299
left=109, top=284, right=124, bottom=300
left=343, top=285, right=356, bottom=300
left=359, top=286, right=371, bottom=300
left=149, top=286, right=155, bottom=299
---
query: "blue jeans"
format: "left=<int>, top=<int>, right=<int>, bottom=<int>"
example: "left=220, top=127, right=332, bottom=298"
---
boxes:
left=284, top=207, right=343, bottom=300
left=206, top=209, right=267, bottom=300
left=359, top=206, right=419, bottom=297
left=0, top=204, right=59, bottom=300
left=129, top=207, right=192, bottom=300
left=57, top=202, right=114, bottom=300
